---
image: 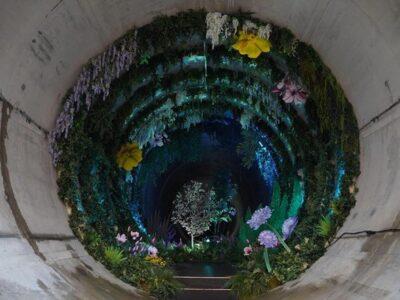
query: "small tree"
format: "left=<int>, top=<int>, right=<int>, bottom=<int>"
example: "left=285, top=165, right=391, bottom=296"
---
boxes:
left=171, top=180, right=217, bottom=248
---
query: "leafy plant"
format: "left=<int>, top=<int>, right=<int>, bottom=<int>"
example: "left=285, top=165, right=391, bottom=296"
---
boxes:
left=238, top=208, right=258, bottom=248
left=226, top=268, right=270, bottom=300
left=288, top=179, right=304, bottom=217
left=147, top=267, right=183, bottom=299
left=268, top=183, right=288, bottom=230
left=317, top=215, right=332, bottom=237
left=104, top=246, right=127, bottom=267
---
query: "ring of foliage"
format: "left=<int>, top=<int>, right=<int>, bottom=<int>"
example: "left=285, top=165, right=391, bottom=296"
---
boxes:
left=52, top=10, right=360, bottom=299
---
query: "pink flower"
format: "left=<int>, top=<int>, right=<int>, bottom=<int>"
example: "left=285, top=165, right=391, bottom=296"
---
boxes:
left=151, top=237, right=156, bottom=244
left=148, top=246, right=158, bottom=257
left=130, top=231, right=140, bottom=239
left=273, top=78, right=308, bottom=104
left=243, top=245, right=253, bottom=256
left=116, top=233, right=127, bottom=244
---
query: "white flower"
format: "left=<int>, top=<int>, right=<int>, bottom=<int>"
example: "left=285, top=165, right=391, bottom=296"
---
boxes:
left=257, top=24, right=272, bottom=39
left=232, top=18, right=239, bottom=35
left=242, top=20, right=257, bottom=33
left=206, top=12, right=229, bottom=49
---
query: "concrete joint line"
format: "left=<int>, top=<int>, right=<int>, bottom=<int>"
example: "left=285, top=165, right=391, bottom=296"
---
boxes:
left=0, top=97, right=48, bottom=135
left=0, top=102, right=46, bottom=260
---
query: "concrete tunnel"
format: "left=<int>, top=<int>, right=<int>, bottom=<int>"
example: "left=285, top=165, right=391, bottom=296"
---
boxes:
left=0, top=1, right=400, bottom=299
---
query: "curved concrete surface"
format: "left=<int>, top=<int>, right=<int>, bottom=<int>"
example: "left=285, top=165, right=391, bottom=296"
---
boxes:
left=0, top=1, right=399, bottom=299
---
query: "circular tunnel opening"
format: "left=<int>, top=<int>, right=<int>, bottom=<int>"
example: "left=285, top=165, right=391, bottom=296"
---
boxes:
left=49, top=10, right=360, bottom=299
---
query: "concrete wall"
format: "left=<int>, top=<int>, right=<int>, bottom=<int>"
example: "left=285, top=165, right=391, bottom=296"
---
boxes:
left=0, top=0, right=399, bottom=299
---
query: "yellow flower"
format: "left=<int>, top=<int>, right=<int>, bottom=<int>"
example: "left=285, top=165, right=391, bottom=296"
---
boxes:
left=116, top=143, right=143, bottom=171
left=144, top=255, right=167, bottom=267
left=232, top=31, right=271, bottom=59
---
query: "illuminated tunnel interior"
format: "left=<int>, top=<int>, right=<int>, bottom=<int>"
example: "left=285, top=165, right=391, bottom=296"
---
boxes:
left=0, top=1, right=400, bottom=300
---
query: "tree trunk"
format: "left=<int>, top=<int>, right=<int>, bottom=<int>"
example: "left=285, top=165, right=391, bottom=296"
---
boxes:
left=191, top=234, right=194, bottom=248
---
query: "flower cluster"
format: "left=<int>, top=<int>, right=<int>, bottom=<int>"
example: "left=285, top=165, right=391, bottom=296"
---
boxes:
left=115, top=229, right=159, bottom=257
left=272, top=78, right=308, bottom=104
left=246, top=206, right=272, bottom=230
left=205, top=12, right=272, bottom=57
left=206, top=12, right=233, bottom=49
left=49, top=32, right=138, bottom=165
left=144, top=255, right=167, bottom=267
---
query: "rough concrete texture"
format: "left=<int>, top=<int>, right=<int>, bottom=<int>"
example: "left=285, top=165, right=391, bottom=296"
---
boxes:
left=0, top=0, right=399, bottom=299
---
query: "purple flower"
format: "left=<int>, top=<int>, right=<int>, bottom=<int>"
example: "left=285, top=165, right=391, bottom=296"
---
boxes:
left=116, top=233, right=127, bottom=244
left=258, top=230, right=278, bottom=249
left=247, top=206, right=272, bottom=230
left=148, top=245, right=158, bottom=257
left=243, top=246, right=253, bottom=256
left=282, top=217, right=298, bottom=240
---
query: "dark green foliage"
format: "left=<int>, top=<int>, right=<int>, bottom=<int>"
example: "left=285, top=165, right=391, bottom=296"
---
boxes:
left=236, top=130, right=260, bottom=169
left=239, top=209, right=258, bottom=247
left=226, top=268, right=270, bottom=300
left=267, top=183, right=288, bottom=230
left=288, top=179, right=303, bottom=217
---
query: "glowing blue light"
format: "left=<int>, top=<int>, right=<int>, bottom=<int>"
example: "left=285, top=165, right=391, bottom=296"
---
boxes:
left=154, top=89, right=164, bottom=98
left=75, top=195, right=85, bottom=212
left=256, top=137, right=279, bottom=187
left=334, top=165, right=346, bottom=198
left=129, top=201, right=147, bottom=234
left=183, top=55, right=206, bottom=65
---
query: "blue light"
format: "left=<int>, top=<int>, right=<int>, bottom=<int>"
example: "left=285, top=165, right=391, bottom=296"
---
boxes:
left=334, top=165, right=346, bottom=199
left=75, top=195, right=85, bottom=212
left=129, top=201, right=147, bottom=234
left=256, top=137, right=279, bottom=187
left=182, top=55, right=206, bottom=65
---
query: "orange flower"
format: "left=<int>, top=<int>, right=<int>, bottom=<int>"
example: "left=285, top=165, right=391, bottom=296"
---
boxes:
left=116, top=143, right=143, bottom=171
left=232, top=31, right=271, bottom=59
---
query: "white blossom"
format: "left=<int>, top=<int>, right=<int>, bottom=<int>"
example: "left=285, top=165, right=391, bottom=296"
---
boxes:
left=232, top=18, right=239, bottom=36
left=257, top=24, right=272, bottom=39
left=206, top=12, right=229, bottom=49
left=242, top=20, right=257, bottom=33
